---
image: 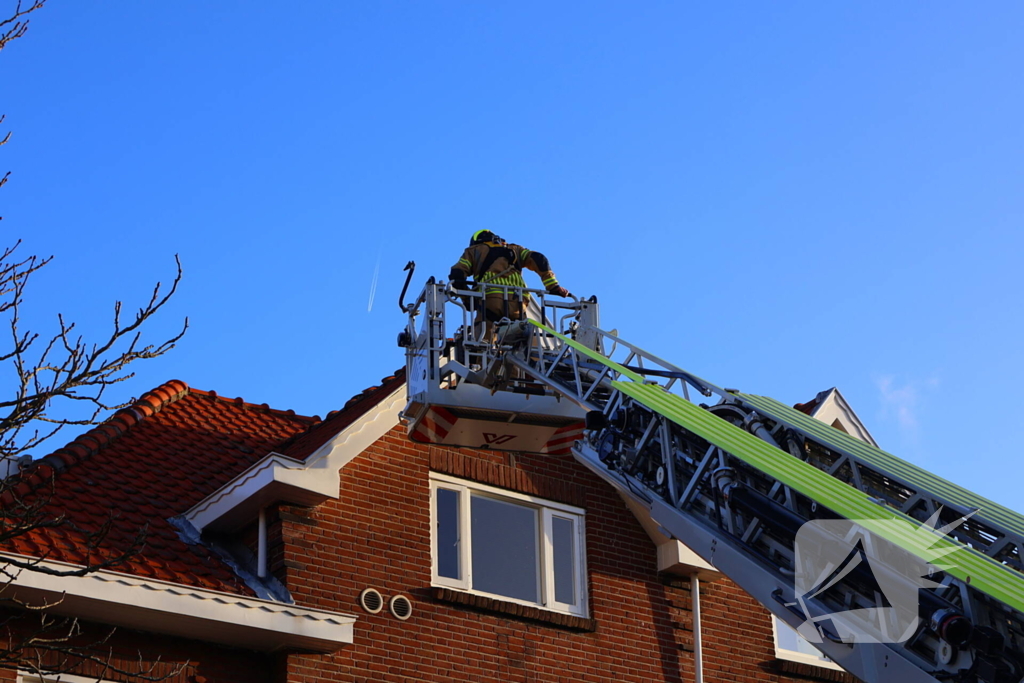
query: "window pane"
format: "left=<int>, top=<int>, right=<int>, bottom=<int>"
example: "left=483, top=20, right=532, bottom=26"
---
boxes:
left=552, top=516, right=576, bottom=605
left=471, top=495, right=538, bottom=602
left=436, top=488, right=460, bottom=580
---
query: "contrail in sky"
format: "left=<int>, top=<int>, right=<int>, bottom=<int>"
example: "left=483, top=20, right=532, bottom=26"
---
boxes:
left=367, top=247, right=382, bottom=312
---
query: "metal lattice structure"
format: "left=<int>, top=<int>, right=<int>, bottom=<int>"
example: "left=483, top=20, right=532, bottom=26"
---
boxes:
left=400, top=279, right=1024, bottom=683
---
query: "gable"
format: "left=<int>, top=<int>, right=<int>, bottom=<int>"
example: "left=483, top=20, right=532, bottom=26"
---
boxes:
left=796, top=387, right=878, bottom=447
left=186, top=379, right=406, bottom=532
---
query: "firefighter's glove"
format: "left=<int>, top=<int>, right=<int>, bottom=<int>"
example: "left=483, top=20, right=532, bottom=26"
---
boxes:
left=448, top=267, right=468, bottom=291
left=547, top=285, right=571, bottom=298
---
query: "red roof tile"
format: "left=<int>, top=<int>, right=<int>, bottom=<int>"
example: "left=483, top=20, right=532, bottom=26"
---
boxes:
left=278, top=369, right=405, bottom=461
left=793, top=396, right=821, bottom=415
left=1, top=372, right=409, bottom=596
left=1, top=381, right=320, bottom=596
left=793, top=401, right=817, bottom=415
left=793, top=387, right=840, bottom=416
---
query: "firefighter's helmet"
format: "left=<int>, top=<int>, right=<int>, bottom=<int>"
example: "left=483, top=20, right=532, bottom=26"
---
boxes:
left=470, top=230, right=501, bottom=246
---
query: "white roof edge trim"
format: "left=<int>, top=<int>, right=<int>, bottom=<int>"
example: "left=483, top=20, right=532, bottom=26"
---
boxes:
left=185, top=384, right=407, bottom=530
left=303, top=384, right=406, bottom=469
left=615, top=492, right=721, bottom=582
left=186, top=452, right=311, bottom=526
left=18, top=672, right=111, bottom=683
left=1, top=552, right=356, bottom=652
left=810, top=387, right=879, bottom=447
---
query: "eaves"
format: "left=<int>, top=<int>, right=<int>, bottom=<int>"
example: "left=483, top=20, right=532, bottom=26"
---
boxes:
left=185, top=384, right=407, bottom=532
left=2, top=553, right=357, bottom=653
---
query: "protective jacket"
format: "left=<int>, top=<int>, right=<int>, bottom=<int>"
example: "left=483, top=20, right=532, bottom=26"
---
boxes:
left=449, top=242, right=561, bottom=296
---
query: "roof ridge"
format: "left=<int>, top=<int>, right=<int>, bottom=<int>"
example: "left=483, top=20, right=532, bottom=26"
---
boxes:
left=4, top=380, right=192, bottom=500
left=187, top=388, right=320, bottom=424
left=322, top=369, right=405, bottom=423
left=274, top=369, right=405, bottom=460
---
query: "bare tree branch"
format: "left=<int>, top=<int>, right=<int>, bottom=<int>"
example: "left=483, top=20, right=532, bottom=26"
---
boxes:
left=0, top=0, right=45, bottom=54
left=1, top=0, right=47, bottom=223
left=1, top=609, right=190, bottom=681
left=0, top=4, right=191, bottom=678
left=0, top=247, right=188, bottom=461
left=0, top=469, right=185, bottom=681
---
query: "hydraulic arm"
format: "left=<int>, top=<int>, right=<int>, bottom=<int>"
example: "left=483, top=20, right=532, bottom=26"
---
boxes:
left=399, top=278, right=1024, bottom=683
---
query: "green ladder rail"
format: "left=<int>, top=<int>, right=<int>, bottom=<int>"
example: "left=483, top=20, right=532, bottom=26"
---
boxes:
left=524, top=319, right=1024, bottom=614
left=619, top=380, right=1024, bottom=615
left=736, top=392, right=1024, bottom=570
left=514, top=319, right=1024, bottom=683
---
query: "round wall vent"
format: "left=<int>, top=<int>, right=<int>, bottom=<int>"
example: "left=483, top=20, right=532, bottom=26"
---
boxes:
left=359, top=588, right=384, bottom=614
left=389, top=594, right=413, bottom=621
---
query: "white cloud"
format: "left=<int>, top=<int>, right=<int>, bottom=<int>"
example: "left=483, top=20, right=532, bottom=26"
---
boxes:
left=872, top=376, right=942, bottom=446
left=876, top=375, right=919, bottom=431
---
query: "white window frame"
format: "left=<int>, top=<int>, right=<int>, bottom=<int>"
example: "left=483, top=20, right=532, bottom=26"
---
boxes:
left=19, top=673, right=116, bottom=683
left=772, top=616, right=843, bottom=671
left=429, top=472, right=588, bottom=617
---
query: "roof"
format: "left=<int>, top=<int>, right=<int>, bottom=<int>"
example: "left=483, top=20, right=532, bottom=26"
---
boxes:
left=0, top=372, right=404, bottom=596
left=793, top=394, right=824, bottom=416
left=277, top=370, right=405, bottom=461
left=792, top=387, right=878, bottom=447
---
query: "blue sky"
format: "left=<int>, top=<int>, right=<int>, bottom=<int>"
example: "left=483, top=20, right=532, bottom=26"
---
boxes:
left=2, top=2, right=1022, bottom=510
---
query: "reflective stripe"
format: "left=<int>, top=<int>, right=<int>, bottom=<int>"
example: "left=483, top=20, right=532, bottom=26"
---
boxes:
left=459, top=258, right=472, bottom=268
left=480, top=272, right=526, bottom=286
left=520, top=249, right=531, bottom=260
left=481, top=270, right=527, bottom=294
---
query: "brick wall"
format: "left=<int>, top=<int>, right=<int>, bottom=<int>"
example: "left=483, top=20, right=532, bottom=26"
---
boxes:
left=272, top=425, right=840, bottom=683
left=0, top=609, right=271, bottom=683
left=0, top=423, right=856, bottom=683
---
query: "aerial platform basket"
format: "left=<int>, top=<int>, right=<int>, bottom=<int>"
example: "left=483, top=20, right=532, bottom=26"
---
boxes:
left=398, top=278, right=593, bottom=455
left=396, top=265, right=1024, bottom=681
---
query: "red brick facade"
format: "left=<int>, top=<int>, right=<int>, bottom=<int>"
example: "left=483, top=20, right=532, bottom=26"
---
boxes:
left=0, top=610, right=271, bottom=683
left=1, top=396, right=858, bottom=682
left=264, top=426, right=851, bottom=683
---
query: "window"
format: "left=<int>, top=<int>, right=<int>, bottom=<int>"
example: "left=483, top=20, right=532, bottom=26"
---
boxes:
left=430, top=473, right=587, bottom=617
left=773, top=617, right=843, bottom=670
left=19, top=674, right=116, bottom=683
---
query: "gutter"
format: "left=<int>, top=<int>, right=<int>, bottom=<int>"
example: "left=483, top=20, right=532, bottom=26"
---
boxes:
left=1, top=553, right=357, bottom=653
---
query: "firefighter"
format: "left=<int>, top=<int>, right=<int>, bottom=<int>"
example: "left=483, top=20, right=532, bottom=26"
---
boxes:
left=448, top=230, right=571, bottom=329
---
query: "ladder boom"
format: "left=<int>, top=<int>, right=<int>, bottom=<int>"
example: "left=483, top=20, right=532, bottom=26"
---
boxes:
left=399, top=280, right=1024, bottom=683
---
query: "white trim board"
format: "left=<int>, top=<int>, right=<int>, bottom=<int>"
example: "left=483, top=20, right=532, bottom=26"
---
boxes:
left=20, top=672, right=115, bottom=683
left=2, top=553, right=356, bottom=653
left=617, top=492, right=721, bottom=582
left=772, top=616, right=844, bottom=671
left=187, top=385, right=406, bottom=531
left=804, top=387, right=878, bottom=447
